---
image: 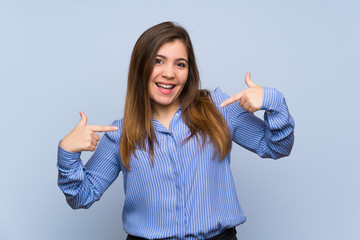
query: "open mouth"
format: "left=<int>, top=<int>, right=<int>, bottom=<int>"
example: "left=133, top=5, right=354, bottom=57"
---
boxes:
left=156, top=83, right=176, bottom=89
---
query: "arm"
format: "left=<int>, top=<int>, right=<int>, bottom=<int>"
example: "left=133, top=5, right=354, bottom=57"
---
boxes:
left=57, top=118, right=122, bottom=209
left=218, top=73, right=295, bottom=159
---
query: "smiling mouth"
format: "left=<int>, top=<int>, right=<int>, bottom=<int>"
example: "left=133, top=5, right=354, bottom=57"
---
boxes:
left=156, top=83, right=176, bottom=89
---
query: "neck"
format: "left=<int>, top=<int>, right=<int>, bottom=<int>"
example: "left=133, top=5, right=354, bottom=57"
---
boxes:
left=152, top=102, right=180, bottom=118
left=151, top=102, right=180, bottom=130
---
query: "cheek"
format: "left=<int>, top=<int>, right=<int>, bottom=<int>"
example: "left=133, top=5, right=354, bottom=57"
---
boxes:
left=148, top=69, right=159, bottom=92
left=149, top=69, right=158, bottom=81
left=148, top=80, right=156, bottom=97
left=148, top=78, right=155, bottom=97
left=180, top=70, right=189, bottom=85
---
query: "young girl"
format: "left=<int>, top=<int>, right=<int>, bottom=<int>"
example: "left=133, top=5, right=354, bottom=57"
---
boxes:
left=57, top=22, right=295, bottom=240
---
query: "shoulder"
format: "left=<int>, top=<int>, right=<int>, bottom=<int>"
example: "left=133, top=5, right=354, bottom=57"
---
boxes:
left=110, top=119, right=123, bottom=128
left=104, top=119, right=123, bottom=144
left=207, top=87, right=230, bottom=107
left=197, top=88, right=234, bottom=119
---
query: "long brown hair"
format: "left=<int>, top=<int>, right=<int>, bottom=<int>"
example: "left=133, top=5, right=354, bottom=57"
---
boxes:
left=120, top=22, right=231, bottom=170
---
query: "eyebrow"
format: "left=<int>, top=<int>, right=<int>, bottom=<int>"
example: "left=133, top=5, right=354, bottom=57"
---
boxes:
left=156, top=54, right=188, bottom=63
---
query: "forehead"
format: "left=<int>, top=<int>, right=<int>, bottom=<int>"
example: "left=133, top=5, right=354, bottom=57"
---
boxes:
left=157, top=39, right=188, bottom=59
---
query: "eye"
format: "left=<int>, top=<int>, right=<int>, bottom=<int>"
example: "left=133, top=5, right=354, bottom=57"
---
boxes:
left=155, top=58, right=163, bottom=64
left=177, top=62, right=186, bottom=68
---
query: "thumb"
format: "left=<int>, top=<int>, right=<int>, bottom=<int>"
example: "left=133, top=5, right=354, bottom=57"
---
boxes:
left=78, top=111, right=87, bottom=126
left=245, top=72, right=257, bottom=88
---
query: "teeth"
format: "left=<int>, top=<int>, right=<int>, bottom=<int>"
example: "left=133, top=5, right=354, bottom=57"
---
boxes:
left=156, top=83, right=174, bottom=89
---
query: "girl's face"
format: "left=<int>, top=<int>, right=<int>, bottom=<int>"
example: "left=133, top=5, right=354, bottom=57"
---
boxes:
left=148, top=39, right=189, bottom=113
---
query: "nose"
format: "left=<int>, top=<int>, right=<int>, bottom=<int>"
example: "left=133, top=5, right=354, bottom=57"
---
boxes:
left=162, top=64, right=175, bottom=79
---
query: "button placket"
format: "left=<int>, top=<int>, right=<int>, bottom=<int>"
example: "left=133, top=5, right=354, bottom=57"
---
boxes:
left=169, top=125, right=188, bottom=236
left=165, top=131, right=182, bottom=236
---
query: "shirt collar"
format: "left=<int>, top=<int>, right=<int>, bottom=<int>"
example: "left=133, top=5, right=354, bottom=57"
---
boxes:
left=152, top=106, right=182, bottom=133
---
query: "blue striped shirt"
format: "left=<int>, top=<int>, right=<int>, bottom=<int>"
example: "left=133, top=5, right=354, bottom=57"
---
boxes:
left=57, top=87, right=295, bottom=239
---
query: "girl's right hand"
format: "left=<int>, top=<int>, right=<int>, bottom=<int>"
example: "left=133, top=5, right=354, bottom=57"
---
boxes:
left=59, top=111, right=118, bottom=153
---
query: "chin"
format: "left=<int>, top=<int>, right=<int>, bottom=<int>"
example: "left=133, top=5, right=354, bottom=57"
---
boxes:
left=156, top=99, right=175, bottom=106
left=151, top=95, right=179, bottom=108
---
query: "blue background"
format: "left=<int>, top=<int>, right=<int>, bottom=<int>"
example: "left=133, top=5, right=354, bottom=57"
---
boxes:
left=1, top=0, right=359, bottom=239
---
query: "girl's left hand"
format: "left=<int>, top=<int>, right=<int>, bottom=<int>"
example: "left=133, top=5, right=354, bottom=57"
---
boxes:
left=220, top=72, right=263, bottom=113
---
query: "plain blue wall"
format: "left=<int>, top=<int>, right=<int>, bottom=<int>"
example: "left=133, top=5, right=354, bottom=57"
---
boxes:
left=1, top=0, right=359, bottom=239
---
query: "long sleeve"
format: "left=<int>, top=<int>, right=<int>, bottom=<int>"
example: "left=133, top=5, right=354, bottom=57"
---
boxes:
left=212, top=87, right=295, bottom=159
left=57, top=120, right=122, bottom=209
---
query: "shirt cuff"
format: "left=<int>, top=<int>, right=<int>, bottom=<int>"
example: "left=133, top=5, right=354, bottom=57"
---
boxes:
left=57, top=140, right=81, bottom=169
left=261, top=87, right=284, bottom=113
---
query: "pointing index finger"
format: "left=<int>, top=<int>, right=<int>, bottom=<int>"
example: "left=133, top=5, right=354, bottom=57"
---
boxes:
left=220, top=91, right=244, bottom=107
left=88, top=125, right=119, bottom=132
